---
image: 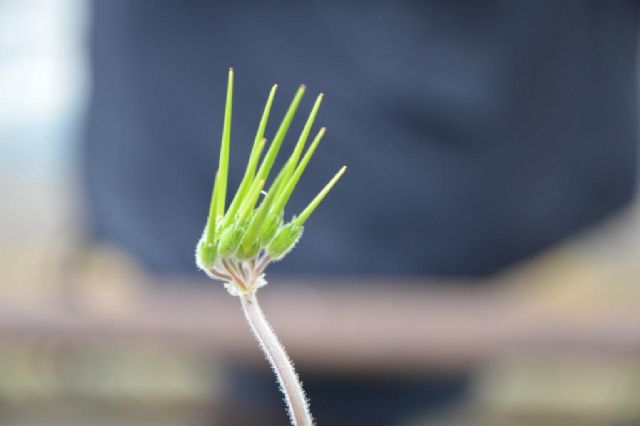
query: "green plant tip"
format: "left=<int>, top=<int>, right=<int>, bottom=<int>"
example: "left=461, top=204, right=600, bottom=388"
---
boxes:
left=196, top=70, right=346, bottom=280
left=293, top=165, right=347, bottom=227
left=216, top=67, right=234, bottom=217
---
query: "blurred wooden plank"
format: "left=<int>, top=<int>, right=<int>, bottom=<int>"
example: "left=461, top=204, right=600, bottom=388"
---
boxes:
left=0, top=276, right=637, bottom=374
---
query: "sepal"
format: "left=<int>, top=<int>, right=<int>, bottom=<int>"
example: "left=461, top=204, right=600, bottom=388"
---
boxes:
left=267, top=222, right=303, bottom=260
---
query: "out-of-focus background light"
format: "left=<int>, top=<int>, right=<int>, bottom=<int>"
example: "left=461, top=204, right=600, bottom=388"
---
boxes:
left=0, top=0, right=86, bottom=303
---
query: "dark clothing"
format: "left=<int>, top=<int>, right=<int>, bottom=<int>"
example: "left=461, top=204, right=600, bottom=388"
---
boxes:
left=85, top=0, right=637, bottom=278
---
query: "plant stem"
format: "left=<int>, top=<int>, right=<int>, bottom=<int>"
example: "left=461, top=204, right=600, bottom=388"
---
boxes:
left=240, top=292, right=313, bottom=426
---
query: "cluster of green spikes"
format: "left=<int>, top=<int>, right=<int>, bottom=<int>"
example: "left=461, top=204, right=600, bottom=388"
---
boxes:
left=196, top=68, right=346, bottom=289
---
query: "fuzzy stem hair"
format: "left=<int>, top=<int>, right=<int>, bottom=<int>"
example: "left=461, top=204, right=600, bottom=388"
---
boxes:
left=240, top=292, right=313, bottom=426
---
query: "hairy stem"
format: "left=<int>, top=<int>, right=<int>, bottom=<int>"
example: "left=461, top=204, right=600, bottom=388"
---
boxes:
left=240, top=292, right=313, bottom=426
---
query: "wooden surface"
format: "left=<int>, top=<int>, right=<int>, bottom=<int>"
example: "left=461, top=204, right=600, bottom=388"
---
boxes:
left=0, top=275, right=637, bottom=374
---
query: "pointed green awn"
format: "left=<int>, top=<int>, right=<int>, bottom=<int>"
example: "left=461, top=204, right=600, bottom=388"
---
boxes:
left=195, top=68, right=346, bottom=426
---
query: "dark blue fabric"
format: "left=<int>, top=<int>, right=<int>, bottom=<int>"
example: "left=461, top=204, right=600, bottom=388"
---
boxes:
left=84, top=0, right=638, bottom=278
left=225, top=368, right=469, bottom=426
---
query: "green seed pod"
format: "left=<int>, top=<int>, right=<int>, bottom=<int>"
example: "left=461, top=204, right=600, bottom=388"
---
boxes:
left=196, top=240, right=218, bottom=269
left=236, top=240, right=261, bottom=260
left=267, top=222, right=303, bottom=260
left=218, top=224, right=244, bottom=258
left=196, top=72, right=346, bottom=289
left=259, top=213, right=283, bottom=246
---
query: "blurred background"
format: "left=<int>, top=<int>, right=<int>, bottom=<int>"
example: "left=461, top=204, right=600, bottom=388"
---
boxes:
left=1, top=0, right=639, bottom=425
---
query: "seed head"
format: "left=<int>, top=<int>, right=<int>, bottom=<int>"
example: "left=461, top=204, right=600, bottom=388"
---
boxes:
left=195, top=69, right=346, bottom=293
